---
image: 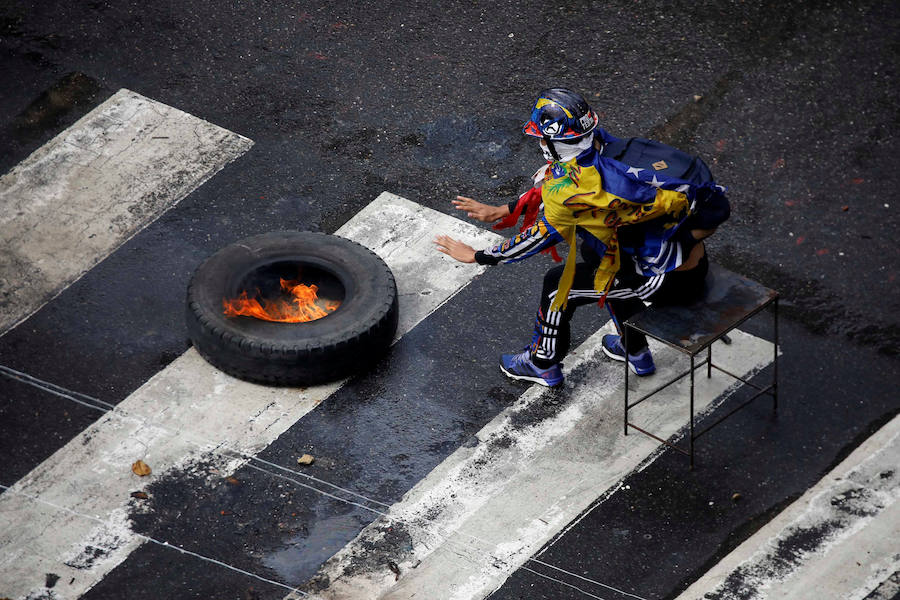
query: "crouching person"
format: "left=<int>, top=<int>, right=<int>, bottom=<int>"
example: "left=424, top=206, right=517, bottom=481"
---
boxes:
left=436, top=88, right=729, bottom=387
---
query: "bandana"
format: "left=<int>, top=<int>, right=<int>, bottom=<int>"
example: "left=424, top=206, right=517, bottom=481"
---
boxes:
left=540, top=136, right=593, bottom=163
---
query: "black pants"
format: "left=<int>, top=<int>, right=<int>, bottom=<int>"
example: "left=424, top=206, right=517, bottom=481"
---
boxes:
left=530, top=250, right=708, bottom=368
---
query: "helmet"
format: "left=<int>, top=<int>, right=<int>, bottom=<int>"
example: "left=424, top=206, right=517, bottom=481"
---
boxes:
left=522, top=88, right=598, bottom=141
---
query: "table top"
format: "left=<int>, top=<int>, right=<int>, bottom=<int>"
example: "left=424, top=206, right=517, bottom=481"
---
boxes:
left=624, top=263, right=778, bottom=354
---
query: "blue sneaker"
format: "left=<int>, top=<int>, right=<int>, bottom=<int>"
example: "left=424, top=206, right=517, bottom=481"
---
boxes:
left=500, top=350, right=564, bottom=387
left=601, top=334, right=656, bottom=376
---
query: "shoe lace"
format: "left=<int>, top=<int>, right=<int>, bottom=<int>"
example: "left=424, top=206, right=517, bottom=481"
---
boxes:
left=513, top=352, right=530, bottom=369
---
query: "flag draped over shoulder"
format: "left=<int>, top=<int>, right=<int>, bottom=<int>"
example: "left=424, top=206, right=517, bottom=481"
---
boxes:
left=541, top=154, right=690, bottom=310
left=491, top=131, right=728, bottom=312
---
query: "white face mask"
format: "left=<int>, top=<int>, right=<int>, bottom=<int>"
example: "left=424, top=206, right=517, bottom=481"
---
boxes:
left=539, top=139, right=556, bottom=162
left=539, top=136, right=593, bottom=163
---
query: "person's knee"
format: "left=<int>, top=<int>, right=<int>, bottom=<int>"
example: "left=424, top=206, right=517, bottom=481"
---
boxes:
left=541, top=265, right=566, bottom=297
left=543, top=265, right=565, bottom=285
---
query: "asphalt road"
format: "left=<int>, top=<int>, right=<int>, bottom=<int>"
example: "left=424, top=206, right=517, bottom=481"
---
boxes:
left=1, top=1, right=898, bottom=599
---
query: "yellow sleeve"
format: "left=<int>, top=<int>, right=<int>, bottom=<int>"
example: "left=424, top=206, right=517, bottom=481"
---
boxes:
left=615, top=188, right=688, bottom=226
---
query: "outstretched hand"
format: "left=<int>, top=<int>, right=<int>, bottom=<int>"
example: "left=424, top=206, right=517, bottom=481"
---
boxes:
left=452, top=195, right=508, bottom=223
left=434, top=235, right=477, bottom=263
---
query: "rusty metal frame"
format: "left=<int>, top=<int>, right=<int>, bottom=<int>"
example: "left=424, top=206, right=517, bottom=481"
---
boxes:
left=624, top=296, right=778, bottom=469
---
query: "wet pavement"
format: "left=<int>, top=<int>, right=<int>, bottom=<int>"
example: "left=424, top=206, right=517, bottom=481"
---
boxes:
left=1, top=1, right=898, bottom=599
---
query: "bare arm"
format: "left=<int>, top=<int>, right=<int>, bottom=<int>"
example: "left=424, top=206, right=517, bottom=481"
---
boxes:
left=434, top=235, right=476, bottom=263
left=452, top=195, right=510, bottom=224
left=435, top=217, right=563, bottom=266
left=690, top=227, right=717, bottom=240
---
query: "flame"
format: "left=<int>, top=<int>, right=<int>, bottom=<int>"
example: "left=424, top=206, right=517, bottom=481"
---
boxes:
left=223, top=278, right=340, bottom=323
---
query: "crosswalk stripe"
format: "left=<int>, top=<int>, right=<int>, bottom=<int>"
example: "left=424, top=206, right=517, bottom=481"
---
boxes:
left=674, top=414, right=900, bottom=600
left=0, top=88, right=253, bottom=337
left=0, top=192, right=502, bottom=598
left=303, top=326, right=775, bottom=599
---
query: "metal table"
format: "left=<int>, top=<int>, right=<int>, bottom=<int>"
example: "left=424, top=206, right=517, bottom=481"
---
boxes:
left=623, top=263, right=779, bottom=468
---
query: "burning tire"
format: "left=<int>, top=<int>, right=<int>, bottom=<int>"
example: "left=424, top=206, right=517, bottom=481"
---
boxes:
left=186, top=231, right=398, bottom=386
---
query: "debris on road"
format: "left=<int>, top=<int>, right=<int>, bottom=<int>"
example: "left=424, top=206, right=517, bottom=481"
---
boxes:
left=131, top=460, right=151, bottom=476
left=297, top=454, right=315, bottom=465
left=388, top=560, right=401, bottom=580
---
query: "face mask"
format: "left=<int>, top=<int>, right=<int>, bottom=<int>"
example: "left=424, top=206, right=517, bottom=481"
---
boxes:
left=540, top=136, right=593, bottom=163
left=540, top=140, right=556, bottom=162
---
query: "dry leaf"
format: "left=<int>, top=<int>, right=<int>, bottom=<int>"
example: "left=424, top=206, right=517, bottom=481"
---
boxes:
left=226, top=476, right=240, bottom=485
left=297, top=454, right=315, bottom=465
left=130, top=491, right=149, bottom=500
left=388, top=560, right=401, bottom=580
left=131, top=460, right=152, bottom=476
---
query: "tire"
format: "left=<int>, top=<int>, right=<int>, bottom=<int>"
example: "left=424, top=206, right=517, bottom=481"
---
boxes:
left=186, top=231, right=398, bottom=386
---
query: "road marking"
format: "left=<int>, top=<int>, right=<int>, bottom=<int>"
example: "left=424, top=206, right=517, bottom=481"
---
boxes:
left=0, top=88, right=253, bottom=336
left=674, top=414, right=900, bottom=600
left=301, top=326, right=775, bottom=600
left=334, top=193, right=503, bottom=339
left=0, top=192, right=501, bottom=598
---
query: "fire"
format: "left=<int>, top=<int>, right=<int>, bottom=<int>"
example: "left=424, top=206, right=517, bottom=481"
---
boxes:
left=223, top=278, right=340, bottom=323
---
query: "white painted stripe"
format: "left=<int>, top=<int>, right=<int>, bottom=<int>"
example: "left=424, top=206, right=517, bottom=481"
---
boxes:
left=674, top=414, right=900, bottom=600
left=303, top=327, right=775, bottom=599
left=334, top=193, right=502, bottom=338
left=0, top=192, right=502, bottom=599
left=0, top=88, right=253, bottom=336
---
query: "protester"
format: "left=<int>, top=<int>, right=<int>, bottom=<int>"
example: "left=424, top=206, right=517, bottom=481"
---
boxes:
left=435, top=88, right=729, bottom=387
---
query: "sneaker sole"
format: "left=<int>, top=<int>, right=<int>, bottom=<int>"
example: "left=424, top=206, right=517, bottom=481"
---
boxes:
left=499, top=364, right=563, bottom=388
left=602, top=345, right=655, bottom=376
left=601, top=344, right=627, bottom=363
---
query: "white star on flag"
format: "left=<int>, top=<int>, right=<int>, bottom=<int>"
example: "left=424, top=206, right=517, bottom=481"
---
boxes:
left=676, top=184, right=690, bottom=193
left=649, top=175, right=664, bottom=188
left=626, top=166, right=643, bottom=178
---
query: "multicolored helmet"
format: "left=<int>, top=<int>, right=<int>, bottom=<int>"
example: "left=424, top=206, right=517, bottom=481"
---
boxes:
left=522, top=88, right=599, bottom=140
